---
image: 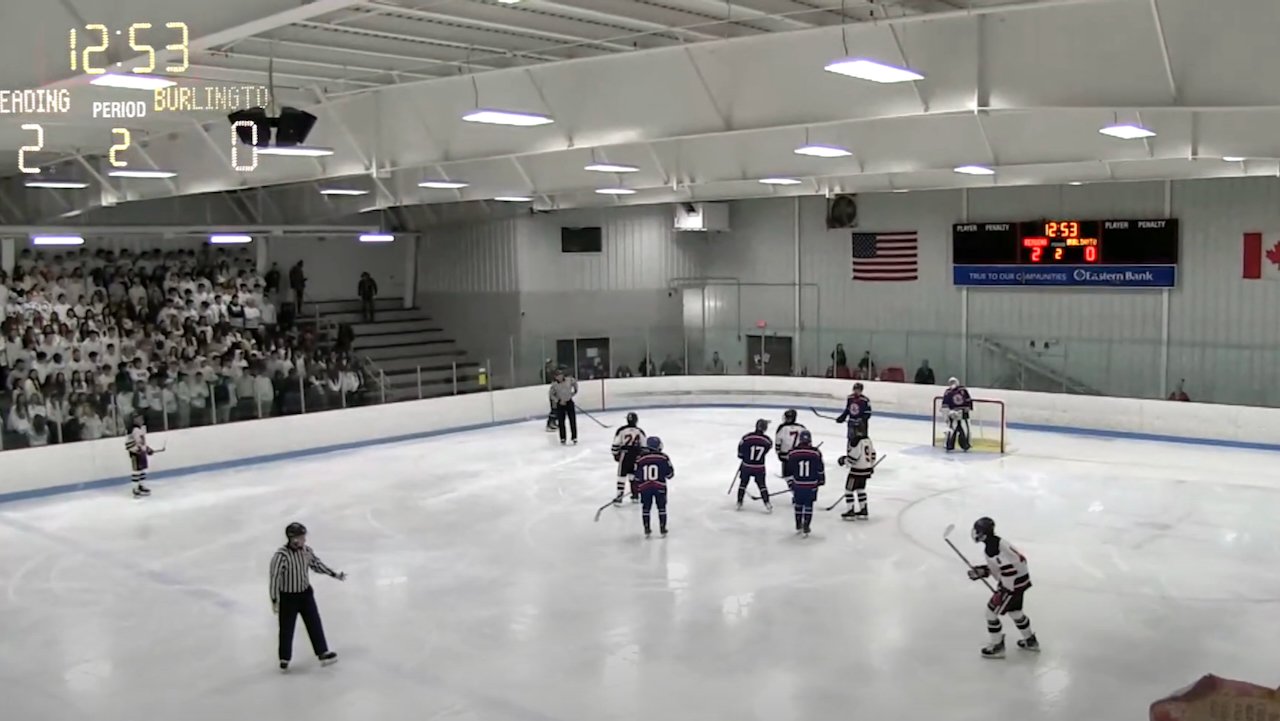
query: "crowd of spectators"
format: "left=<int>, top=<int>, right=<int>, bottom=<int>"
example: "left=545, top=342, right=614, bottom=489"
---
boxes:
left=0, top=245, right=371, bottom=450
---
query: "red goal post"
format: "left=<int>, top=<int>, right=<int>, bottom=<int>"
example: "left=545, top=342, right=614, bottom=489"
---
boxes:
left=932, top=397, right=1007, bottom=453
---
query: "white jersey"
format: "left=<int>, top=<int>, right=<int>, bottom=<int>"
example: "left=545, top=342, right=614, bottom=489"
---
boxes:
left=125, top=426, right=147, bottom=455
left=611, top=424, right=646, bottom=459
left=844, top=437, right=877, bottom=475
left=983, top=536, right=1031, bottom=592
left=774, top=422, right=808, bottom=457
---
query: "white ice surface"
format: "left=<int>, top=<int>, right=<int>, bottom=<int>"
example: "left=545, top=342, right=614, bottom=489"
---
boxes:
left=3, top=408, right=1280, bottom=721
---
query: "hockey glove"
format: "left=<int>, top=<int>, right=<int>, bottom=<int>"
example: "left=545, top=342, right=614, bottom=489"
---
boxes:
left=272, top=601, right=279, bottom=615
left=837, top=456, right=847, bottom=467
left=967, top=565, right=991, bottom=580
left=335, top=571, right=347, bottom=581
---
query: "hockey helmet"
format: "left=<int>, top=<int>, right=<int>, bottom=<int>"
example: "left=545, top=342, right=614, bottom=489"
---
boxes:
left=285, top=522, right=308, bottom=539
left=754, top=418, right=769, bottom=434
left=646, top=436, right=664, bottom=452
left=971, top=517, right=995, bottom=543
left=797, top=430, right=813, bottom=447
left=783, top=409, right=797, bottom=423
left=132, top=413, right=145, bottom=427
left=626, top=412, right=639, bottom=426
left=851, top=382, right=864, bottom=394
left=948, top=376, right=960, bottom=389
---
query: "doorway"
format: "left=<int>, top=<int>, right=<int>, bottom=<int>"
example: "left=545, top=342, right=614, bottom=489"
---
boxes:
left=745, top=334, right=793, bottom=376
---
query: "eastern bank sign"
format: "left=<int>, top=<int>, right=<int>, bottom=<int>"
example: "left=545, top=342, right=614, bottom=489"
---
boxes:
left=953, top=265, right=1177, bottom=288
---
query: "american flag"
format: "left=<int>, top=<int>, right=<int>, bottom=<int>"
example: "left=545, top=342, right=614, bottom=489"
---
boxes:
left=851, top=231, right=919, bottom=281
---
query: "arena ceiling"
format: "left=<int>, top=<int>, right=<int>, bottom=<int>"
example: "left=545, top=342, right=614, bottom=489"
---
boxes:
left=1, top=0, right=1279, bottom=225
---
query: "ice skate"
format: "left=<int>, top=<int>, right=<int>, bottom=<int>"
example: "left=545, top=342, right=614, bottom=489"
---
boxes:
left=981, top=638, right=1006, bottom=659
left=279, top=660, right=289, bottom=672
left=132, top=485, right=150, bottom=497
left=1017, top=635, right=1040, bottom=652
left=660, top=528, right=668, bottom=537
left=319, top=652, right=338, bottom=666
left=854, top=508, right=869, bottom=520
left=841, top=507, right=858, bottom=520
left=559, top=439, right=566, bottom=445
left=764, top=502, right=773, bottom=513
left=630, top=495, right=640, bottom=504
left=736, top=501, right=743, bottom=511
left=572, top=438, right=578, bottom=445
left=644, top=529, right=652, bottom=538
left=612, top=495, right=623, bottom=506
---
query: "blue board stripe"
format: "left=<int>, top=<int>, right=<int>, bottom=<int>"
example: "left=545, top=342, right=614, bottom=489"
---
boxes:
left=1, top=401, right=1277, bottom=506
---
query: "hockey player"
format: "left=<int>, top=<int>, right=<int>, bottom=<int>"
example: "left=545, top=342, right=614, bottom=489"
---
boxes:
left=834, top=382, right=872, bottom=443
left=968, top=516, right=1039, bottom=658
left=774, top=409, right=808, bottom=467
left=782, top=430, right=824, bottom=536
left=611, top=412, right=647, bottom=505
left=736, top=419, right=773, bottom=511
left=634, top=436, right=673, bottom=537
left=836, top=424, right=876, bottom=520
left=941, top=377, right=973, bottom=452
left=125, top=413, right=153, bottom=497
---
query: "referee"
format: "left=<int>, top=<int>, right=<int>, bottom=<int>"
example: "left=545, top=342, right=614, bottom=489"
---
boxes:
left=269, top=522, right=346, bottom=671
left=549, top=368, right=578, bottom=444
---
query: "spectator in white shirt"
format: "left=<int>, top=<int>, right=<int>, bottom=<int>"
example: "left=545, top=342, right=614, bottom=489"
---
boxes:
left=79, top=404, right=104, bottom=440
left=188, top=371, right=210, bottom=425
left=26, top=415, right=49, bottom=447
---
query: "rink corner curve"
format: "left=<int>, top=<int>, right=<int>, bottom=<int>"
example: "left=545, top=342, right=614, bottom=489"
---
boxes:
left=2, top=376, right=1280, bottom=505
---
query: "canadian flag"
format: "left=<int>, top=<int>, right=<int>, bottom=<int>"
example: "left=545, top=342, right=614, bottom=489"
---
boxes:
left=1242, top=232, right=1280, bottom=280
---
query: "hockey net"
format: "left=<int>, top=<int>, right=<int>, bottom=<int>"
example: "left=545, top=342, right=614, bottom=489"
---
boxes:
left=932, top=397, right=1007, bottom=453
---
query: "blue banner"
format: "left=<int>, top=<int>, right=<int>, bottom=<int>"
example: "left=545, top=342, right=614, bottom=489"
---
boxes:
left=953, top=265, right=1177, bottom=287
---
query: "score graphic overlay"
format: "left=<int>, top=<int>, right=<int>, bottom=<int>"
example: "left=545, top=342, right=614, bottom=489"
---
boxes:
left=6, top=22, right=273, bottom=175
left=952, top=219, right=1179, bottom=287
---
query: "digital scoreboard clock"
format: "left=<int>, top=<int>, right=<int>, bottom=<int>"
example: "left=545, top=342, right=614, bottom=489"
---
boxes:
left=952, top=219, right=1179, bottom=288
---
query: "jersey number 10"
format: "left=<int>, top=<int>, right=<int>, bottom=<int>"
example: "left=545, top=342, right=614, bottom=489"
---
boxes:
left=642, top=465, right=661, bottom=482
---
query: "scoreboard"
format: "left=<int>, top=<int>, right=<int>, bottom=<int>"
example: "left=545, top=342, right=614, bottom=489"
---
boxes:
left=952, top=219, right=1178, bottom=287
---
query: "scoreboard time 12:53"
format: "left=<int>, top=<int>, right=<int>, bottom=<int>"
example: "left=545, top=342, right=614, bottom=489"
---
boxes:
left=951, top=219, right=1179, bottom=288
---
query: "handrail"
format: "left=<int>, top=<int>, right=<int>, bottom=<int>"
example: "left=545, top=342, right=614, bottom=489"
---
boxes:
left=977, top=335, right=1101, bottom=395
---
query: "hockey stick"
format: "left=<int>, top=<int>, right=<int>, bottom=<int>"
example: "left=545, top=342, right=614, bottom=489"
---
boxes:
left=750, top=487, right=790, bottom=501
left=575, top=405, right=610, bottom=429
left=810, top=407, right=839, bottom=421
left=943, top=523, right=995, bottom=592
left=824, top=455, right=887, bottom=511
left=726, top=470, right=740, bottom=495
left=593, top=497, right=620, bottom=522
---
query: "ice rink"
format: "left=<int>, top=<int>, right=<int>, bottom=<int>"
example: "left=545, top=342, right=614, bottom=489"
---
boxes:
left=3, top=406, right=1280, bottom=721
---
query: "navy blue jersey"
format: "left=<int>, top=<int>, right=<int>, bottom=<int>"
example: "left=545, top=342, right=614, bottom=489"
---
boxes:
left=738, top=432, right=772, bottom=469
left=942, top=386, right=973, bottom=411
left=836, top=394, right=872, bottom=426
left=634, top=451, right=674, bottom=492
left=784, top=447, right=825, bottom=488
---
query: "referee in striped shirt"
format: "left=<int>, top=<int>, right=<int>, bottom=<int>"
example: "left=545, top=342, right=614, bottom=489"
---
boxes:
left=269, top=522, right=346, bottom=671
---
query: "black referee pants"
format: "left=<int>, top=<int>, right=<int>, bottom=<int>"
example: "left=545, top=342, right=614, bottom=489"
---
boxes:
left=555, top=401, right=577, bottom=442
left=278, top=587, right=329, bottom=661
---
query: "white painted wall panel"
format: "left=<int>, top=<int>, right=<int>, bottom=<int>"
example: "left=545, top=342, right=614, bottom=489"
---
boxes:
left=420, top=219, right=519, bottom=294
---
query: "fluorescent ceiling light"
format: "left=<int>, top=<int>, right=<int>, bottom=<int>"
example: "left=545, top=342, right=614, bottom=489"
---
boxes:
left=759, top=177, right=802, bottom=186
left=1222, top=156, right=1247, bottom=162
left=497, top=0, right=522, bottom=3
left=794, top=144, right=852, bottom=158
left=209, top=234, right=252, bottom=244
left=892, top=189, right=910, bottom=193
left=1068, top=181, right=1084, bottom=186
left=89, top=73, right=175, bottom=90
left=32, top=235, right=85, bottom=246
left=462, top=109, right=554, bottom=127
left=823, top=58, right=924, bottom=83
left=493, top=196, right=533, bottom=202
left=360, top=233, right=395, bottom=243
left=1099, top=124, right=1156, bottom=140
left=108, top=169, right=176, bottom=179
left=26, top=180, right=89, bottom=189
left=595, top=188, right=636, bottom=195
left=256, top=146, right=335, bottom=157
left=418, top=180, right=469, bottom=189
left=954, top=165, right=995, bottom=176
left=319, top=188, right=370, bottom=196
left=584, top=163, right=639, bottom=173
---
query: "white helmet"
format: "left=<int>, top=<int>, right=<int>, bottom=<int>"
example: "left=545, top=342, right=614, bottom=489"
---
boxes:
left=947, top=377, right=960, bottom=389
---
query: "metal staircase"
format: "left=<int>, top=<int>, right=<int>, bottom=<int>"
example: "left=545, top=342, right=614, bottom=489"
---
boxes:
left=976, top=335, right=1102, bottom=396
left=304, top=298, right=484, bottom=401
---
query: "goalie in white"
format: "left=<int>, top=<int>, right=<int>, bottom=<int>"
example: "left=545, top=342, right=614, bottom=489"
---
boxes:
left=940, top=377, right=973, bottom=452
left=836, top=424, right=876, bottom=520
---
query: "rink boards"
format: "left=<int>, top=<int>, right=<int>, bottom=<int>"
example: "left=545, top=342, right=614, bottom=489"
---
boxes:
left=1, top=376, right=1279, bottom=502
